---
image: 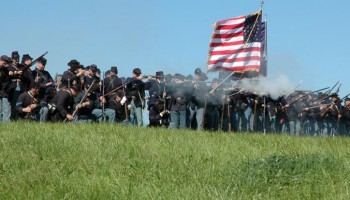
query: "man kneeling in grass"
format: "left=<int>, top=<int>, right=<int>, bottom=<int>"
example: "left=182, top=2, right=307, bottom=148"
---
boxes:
left=16, top=83, right=48, bottom=122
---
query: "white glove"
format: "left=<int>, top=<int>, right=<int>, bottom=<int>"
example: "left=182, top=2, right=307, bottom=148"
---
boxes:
left=121, top=96, right=127, bottom=105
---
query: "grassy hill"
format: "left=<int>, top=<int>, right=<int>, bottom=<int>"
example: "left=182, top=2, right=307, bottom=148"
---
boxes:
left=1, top=122, right=350, bottom=199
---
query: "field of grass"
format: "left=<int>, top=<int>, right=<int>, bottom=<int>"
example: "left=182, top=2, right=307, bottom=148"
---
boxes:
left=1, top=122, right=350, bottom=199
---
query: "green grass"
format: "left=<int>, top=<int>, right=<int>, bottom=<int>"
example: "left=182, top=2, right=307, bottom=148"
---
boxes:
left=1, top=122, right=350, bottom=199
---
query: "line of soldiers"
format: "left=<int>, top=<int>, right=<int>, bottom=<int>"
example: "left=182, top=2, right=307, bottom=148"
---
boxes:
left=1, top=51, right=350, bottom=137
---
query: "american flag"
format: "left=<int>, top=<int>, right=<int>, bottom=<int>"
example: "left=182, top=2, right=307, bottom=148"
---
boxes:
left=207, top=11, right=262, bottom=73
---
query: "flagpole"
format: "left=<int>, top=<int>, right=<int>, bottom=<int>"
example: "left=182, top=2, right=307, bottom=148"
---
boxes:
left=209, top=71, right=235, bottom=94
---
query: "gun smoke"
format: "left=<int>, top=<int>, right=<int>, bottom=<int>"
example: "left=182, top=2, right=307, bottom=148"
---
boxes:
left=236, top=75, right=295, bottom=100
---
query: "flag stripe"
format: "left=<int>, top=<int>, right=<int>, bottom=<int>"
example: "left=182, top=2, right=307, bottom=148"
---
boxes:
left=209, top=42, right=261, bottom=52
left=208, top=60, right=260, bottom=68
left=210, top=47, right=261, bottom=56
left=212, top=32, right=243, bottom=39
left=216, top=24, right=244, bottom=31
left=213, top=66, right=260, bottom=71
left=208, top=56, right=261, bottom=65
left=208, top=51, right=261, bottom=62
left=210, top=41, right=244, bottom=47
left=207, top=11, right=262, bottom=73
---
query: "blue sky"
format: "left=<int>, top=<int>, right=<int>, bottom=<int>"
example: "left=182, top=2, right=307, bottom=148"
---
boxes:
left=2, top=0, right=350, bottom=97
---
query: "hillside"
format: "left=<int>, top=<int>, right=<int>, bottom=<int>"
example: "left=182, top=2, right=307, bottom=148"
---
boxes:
left=1, top=122, right=350, bottom=199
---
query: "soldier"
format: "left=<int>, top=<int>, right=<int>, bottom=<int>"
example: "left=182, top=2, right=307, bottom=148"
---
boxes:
left=91, top=91, right=116, bottom=124
left=125, top=68, right=146, bottom=126
left=73, top=85, right=94, bottom=123
left=149, top=98, right=170, bottom=127
left=61, top=59, right=85, bottom=90
left=104, top=66, right=123, bottom=96
left=168, top=74, right=189, bottom=129
left=31, top=58, right=55, bottom=110
left=321, top=93, right=341, bottom=137
left=189, top=68, right=208, bottom=130
left=18, top=54, right=35, bottom=91
left=15, top=83, right=48, bottom=122
left=0, top=55, right=12, bottom=122
left=145, top=71, right=166, bottom=110
left=340, top=98, right=350, bottom=136
left=109, top=91, right=128, bottom=123
left=205, top=78, right=223, bottom=131
left=83, top=64, right=100, bottom=94
left=50, top=86, right=80, bottom=122
left=7, top=51, right=21, bottom=120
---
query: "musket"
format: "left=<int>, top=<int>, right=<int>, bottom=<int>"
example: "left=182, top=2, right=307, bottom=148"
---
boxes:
left=220, top=95, right=225, bottom=130
left=227, top=88, right=246, bottom=97
left=319, top=93, right=350, bottom=117
left=282, top=87, right=330, bottom=109
left=103, top=84, right=125, bottom=97
left=325, top=81, right=339, bottom=95
left=263, top=96, right=266, bottom=135
left=253, top=97, right=258, bottom=131
left=101, top=71, right=105, bottom=122
left=122, top=79, right=129, bottom=121
left=335, top=83, right=342, bottom=94
left=22, top=51, right=48, bottom=72
left=284, top=80, right=302, bottom=100
left=201, top=97, right=208, bottom=130
left=24, top=89, right=39, bottom=120
left=227, top=97, right=231, bottom=132
left=72, top=79, right=96, bottom=118
left=303, top=103, right=332, bottom=111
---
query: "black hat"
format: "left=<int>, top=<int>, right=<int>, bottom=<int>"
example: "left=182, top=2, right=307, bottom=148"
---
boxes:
left=156, top=71, right=164, bottom=77
left=174, top=73, right=185, bottom=80
left=110, top=66, right=118, bottom=74
left=0, top=55, right=12, bottom=64
left=186, top=74, right=193, bottom=80
left=133, top=68, right=142, bottom=75
left=165, top=74, right=173, bottom=82
left=89, top=64, right=98, bottom=72
left=195, top=68, right=202, bottom=75
left=345, top=97, right=350, bottom=102
left=105, top=70, right=110, bottom=76
left=11, top=51, right=19, bottom=59
left=22, top=54, right=33, bottom=62
left=77, top=64, right=85, bottom=69
left=67, top=59, right=80, bottom=67
left=38, top=57, right=47, bottom=66
left=330, top=93, right=338, bottom=98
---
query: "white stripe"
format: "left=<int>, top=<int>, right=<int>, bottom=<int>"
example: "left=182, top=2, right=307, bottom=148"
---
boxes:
left=214, top=27, right=243, bottom=35
left=209, top=51, right=261, bottom=62
left=216, top=17, right=245, bottom=26
left=211, top=36, right=244, bottom=44
left=209, top=42, right=261, bottom=52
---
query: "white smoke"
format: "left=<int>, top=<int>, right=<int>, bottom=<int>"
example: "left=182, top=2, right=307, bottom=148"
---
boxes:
left=236, top=75, right=296, bottom=100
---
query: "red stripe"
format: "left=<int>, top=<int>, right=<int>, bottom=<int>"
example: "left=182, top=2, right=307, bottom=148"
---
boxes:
left=208, top=56, right=261, bottom=65
left=211, top=66, right=260, bottom=72
left=212, top=32, right=243, bottom=39
left=216, top=23, right=244, bottom=30
left=210, top=41, right=244, bottom=47
left=210, top=47, right=261, bottom=55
